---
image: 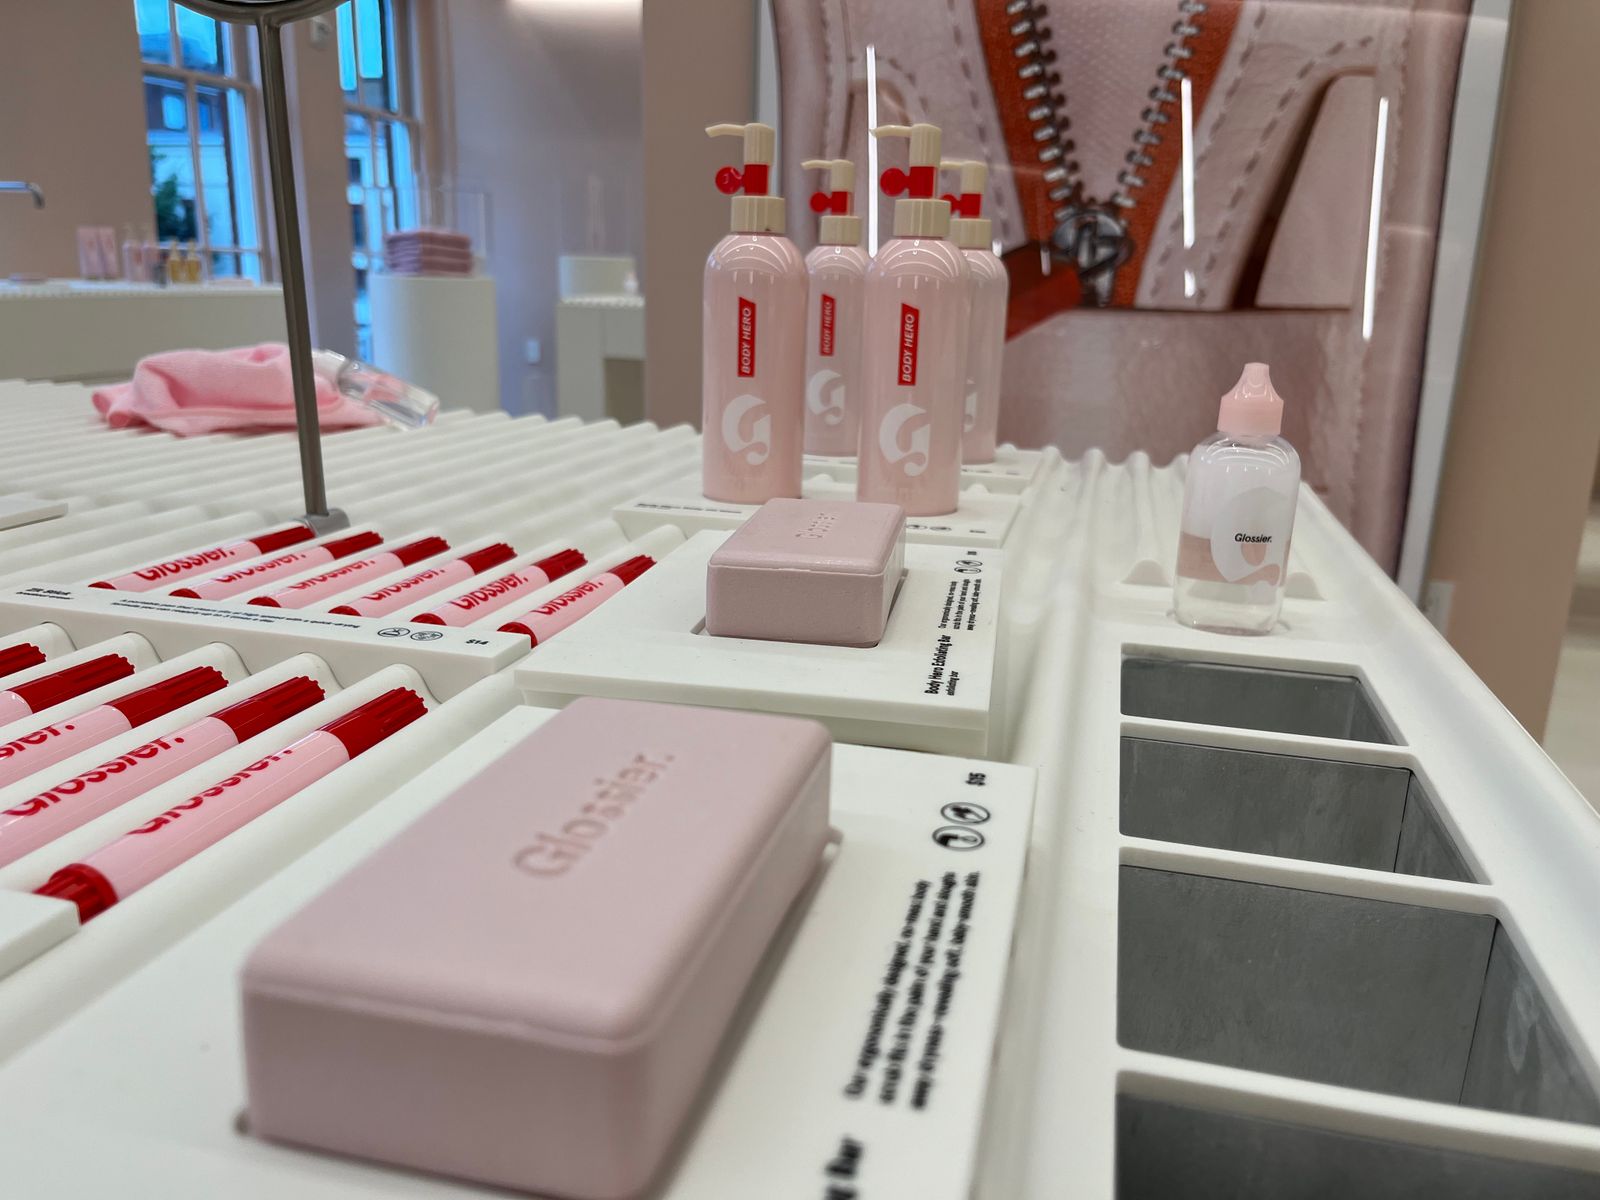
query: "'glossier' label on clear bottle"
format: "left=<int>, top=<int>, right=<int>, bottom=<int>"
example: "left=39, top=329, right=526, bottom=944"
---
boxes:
left=1177, top=486, right=1295, bottom=585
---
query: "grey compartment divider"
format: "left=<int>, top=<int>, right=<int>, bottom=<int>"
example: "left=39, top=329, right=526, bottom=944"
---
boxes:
left=1118, top=867, right=1600, bottom=1123
left=1117, top=1095, right=1600, bottom=1199
left=1121, top=657, right=1394, bottom=743
left=1119, top=738, right=1475, bottom=881
left=1463, top=926, right=1600, bottom=1124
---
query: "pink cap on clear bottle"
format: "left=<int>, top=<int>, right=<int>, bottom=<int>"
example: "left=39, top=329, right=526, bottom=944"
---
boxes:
left=1217, top=362, right=1285, bottom=437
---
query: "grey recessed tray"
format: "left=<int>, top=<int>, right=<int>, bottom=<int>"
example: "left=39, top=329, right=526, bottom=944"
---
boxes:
left=1118, top=867, right=1600, bottom=1124
left=1120, top=738, right=1474, bottom=880
left=1117, top=1095, right=1600, bottom=1199
left=1121, top=657, right=1395, bottom=743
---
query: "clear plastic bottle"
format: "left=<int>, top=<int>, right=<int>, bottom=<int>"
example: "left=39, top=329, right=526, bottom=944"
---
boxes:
left=121, top=224, right=144, bottom=283
left=1173, top=363, right=1301, bottom=635
left=311, top=350, right=439, bottom=429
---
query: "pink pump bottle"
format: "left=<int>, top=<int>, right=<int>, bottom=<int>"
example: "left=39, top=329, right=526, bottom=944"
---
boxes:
left=702, top=122, right=806, bottom=504
left=1173, top=363, right=1302, bottom=635
left=940, top=159, right=1009, bottom=464
left=856, top=123, right=970, bottom=517
left=800, top=157, right=868, bottom=458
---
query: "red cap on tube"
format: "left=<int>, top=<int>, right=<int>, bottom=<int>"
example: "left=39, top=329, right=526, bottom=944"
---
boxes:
left=531, top=547, right=587, bottom=583
left=321, top=531, right=386, bottom=560
left=608, top=554, right=656, bottom=586
left=207, top=675, right=326, bottom=742
left=249, top=524, right=317, bottom=554
left=389, top=535, right=450, bottom=567
left=104, top=665, right=228, bottom=727
left=6, top=654, right=135, bottom=715
left=460, top=542, right=517, bottom=574
left=318, top=687, right=427, bottom=758
left=36, top=862, right=118, bottom=923
left=0, top=643, right=46, bottom=680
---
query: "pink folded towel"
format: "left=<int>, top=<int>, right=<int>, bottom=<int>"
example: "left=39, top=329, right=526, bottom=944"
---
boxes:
left=92, top=344, right=382, bottom=436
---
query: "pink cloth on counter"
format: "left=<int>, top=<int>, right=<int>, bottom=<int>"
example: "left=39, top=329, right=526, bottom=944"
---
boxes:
left=92, top=344, right=382, bottom=436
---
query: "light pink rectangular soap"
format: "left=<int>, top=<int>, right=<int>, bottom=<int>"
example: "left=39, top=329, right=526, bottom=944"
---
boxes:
left=241, top=697, right=831, bottom=1200
left=705, top=497, right=906, bottom=646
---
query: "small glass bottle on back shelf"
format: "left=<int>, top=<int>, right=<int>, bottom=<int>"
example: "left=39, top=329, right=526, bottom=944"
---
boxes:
left=1173, top=363, right=1301, bottom=635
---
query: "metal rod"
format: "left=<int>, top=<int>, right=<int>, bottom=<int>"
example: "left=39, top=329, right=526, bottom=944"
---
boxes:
left=255, top=14, right=329, bottom=519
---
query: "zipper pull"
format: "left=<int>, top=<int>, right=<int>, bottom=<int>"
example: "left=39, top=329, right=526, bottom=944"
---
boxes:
left=1052, top=204, right=1131, bottom=307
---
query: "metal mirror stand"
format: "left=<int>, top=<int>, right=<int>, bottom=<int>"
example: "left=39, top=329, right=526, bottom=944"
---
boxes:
left=181, top=0, right=350, bottom=534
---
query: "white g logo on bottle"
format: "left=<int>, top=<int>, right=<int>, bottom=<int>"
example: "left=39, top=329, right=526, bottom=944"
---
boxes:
left=963, top=384, right=978, bottom=433
left=721, top=394, right=771, bottom=465
left=806, top=369, right=845, bottom=426
left=878, top=403, right=930, bottom=477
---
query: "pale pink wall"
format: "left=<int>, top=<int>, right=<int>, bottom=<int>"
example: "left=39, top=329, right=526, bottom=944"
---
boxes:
left=1426, top=0, right=1600, bottom=738
left=641, top=0, right=755, bottom=430
left=438, top=1, right=643, bottom=415
left=0, top=0, right=152, bottom=278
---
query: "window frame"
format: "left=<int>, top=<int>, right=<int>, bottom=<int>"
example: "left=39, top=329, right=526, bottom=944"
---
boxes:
left=140, top=3, right=273, bottom=280
left=338, top=0, right=424, bottom=356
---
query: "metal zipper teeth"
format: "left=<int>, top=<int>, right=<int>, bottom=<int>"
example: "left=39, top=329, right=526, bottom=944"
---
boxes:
left=1004, top=0, right=1077, bottom=209
left=1103, top=0, right=1210, bottom=216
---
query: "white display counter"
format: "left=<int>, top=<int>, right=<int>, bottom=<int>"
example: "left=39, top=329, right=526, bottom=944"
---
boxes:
left=0, top=281, right=287, bottom=383
left=0, top=379, right=1591, bottom=1198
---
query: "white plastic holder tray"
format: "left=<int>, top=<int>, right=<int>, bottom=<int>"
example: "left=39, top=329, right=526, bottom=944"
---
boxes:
left=0, top=673, right=521, bottom=1057
left=613, top=471, right=1023, bottom=548
left=804, top=444, right=1058, bottom=495
left=517, top=530, right=1005, bottom=755
left=0, top=704, right=1036, bottom=1200
left=0, top=584, right=528, bottom=701
left=0, top=496, right=68, bottom=532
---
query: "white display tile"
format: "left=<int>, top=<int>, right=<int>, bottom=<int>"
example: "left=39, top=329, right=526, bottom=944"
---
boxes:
left=0, top=495, right=67, bottom=532
left=614, top=470, right=1024, bottom=548
left=804, top=443, right=1058, bottom=494
left=517, top=530, right=1005, bottom=754
left=0, top=705, right=1035, bottom=1200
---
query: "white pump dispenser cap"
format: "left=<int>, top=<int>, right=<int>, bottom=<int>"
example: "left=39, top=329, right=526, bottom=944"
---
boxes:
left=939, top=159, right=994, bottom=251
left=874, top=124, right=951, bottom=239
left=801, top=158, right=862, bottom=246
left=707, top=122, right=785, bottom=235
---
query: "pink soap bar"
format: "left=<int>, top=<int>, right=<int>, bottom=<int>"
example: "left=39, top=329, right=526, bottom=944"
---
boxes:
left=242, top=697, right=832, bottom=1199
left=705, top=497, right=906, bottom=646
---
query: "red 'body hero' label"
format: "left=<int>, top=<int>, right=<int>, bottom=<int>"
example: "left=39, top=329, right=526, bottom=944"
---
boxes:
left=737, top=297, right=757, bottom=377
left=819, top=293, right=836, bottom=356
left=897, top=303, right=919, bottom=386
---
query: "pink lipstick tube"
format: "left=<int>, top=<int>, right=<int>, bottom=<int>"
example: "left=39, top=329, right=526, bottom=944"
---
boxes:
left=170, top=530, right=385, bottom=601
left=0, top=664, right=229, bottom=792
left=499, top=555, right=655, bottom=646
left=248, top=535, right=449, bottom=610
left=89, top=524, right=314, bottom=591
left=0, top=654, right=137, bottom=728
left=0, top=676, right=324, bottom=868
left=410, top=548, right=587, bottom=627
left=328, top=543, right=516, bottom=618
left=35, top=686, right=426, bottom=923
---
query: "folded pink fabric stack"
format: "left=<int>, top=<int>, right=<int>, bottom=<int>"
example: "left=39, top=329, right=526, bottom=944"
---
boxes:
left=383, top=228, right=473, bottom=276
left=92, top=343, right=382, bottom=436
